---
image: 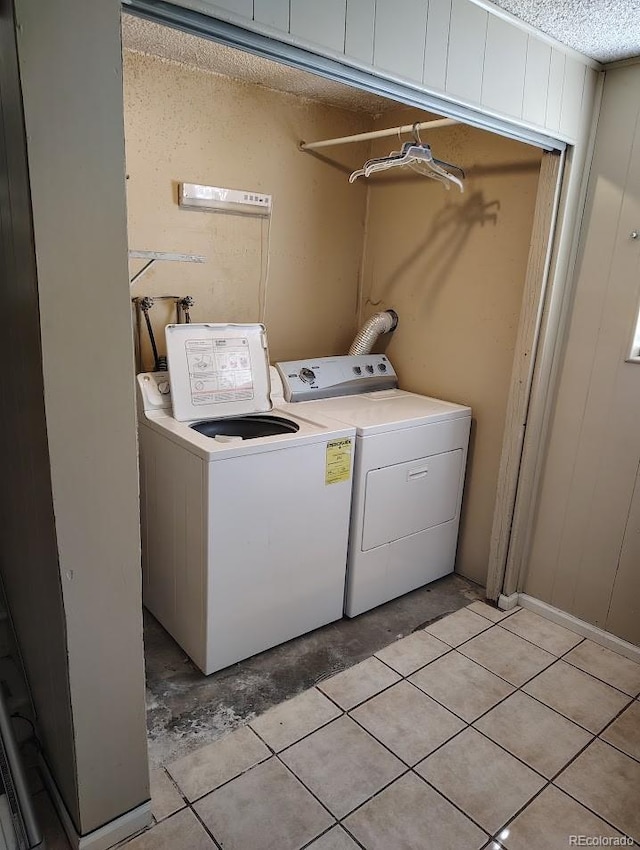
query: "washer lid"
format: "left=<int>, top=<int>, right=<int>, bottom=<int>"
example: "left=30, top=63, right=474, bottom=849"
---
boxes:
left=165, top=323, right=271, bottom=422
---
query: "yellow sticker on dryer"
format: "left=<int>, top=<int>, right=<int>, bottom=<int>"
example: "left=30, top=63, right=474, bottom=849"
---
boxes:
left=325, top=437, right=353, bottom=485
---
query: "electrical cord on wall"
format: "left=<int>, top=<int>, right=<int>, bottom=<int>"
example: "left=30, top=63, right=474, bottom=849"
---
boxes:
left=258, top=203, right=273, bottom=326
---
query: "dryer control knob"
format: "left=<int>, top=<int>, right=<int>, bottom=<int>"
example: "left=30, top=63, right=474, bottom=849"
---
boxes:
left=157, top=381, right=171, bottom=394
left=365, top=364, right=375, bottom=374
left=378, top=363, right=387, bottom=372
left=299, top=367, right=316, bottom=383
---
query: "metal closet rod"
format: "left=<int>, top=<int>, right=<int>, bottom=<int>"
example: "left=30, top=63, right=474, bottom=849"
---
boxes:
left=299, top=117, right=459, bottom=151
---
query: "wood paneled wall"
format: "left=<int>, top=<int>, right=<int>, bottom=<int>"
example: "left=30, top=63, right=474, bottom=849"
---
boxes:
left=525, top=64, right=640, bottom=646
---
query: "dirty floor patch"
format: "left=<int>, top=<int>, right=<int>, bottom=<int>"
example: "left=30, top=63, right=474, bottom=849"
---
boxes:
left=144, top=573, right=484, bottom=766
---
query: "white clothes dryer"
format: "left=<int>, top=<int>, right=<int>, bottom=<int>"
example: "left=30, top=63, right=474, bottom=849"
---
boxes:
left=137, top=324, right=356, bottom=674
left=276, top=355, right=471, bottom=617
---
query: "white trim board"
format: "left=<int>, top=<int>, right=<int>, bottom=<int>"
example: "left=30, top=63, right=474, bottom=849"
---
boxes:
left=39, top=758, right=152, bottom=850
left=506, top=593, right=640, bottom=664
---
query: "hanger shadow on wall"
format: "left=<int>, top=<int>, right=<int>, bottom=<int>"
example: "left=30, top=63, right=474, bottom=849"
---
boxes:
left=365, top=189, right=501, bottom=316
left=365, top=154, right=541, bottom=314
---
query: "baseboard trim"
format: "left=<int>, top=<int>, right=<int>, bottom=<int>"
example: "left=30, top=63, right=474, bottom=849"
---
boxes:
left=517, top=594, right=640, bottom=663
left=39, top=757, right=152, bottom=850
left=497, top=593, right=520, bottom=611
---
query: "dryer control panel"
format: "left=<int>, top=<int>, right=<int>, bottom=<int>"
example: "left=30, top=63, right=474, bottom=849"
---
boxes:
left=276, top=355, right=398, bottom=402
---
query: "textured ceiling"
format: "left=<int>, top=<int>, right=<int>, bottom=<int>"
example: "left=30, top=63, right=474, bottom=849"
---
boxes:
left=121, top=15, right=400, bottom=113
left=490, top=0, right=640, bottom=64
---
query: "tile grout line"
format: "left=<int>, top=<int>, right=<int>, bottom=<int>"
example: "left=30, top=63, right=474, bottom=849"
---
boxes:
left=172, top=747, right=274, bottom=807
left=242, top=724, right=354, bottom=839
left=188, top=804, right=224, bottom=850
left=147, top=766, right=189, bottom=824
left=279, top=752, right=414, bottom=835
left=559, top=655, right=640, bottom=697
left=346, top=696, right=462, bottom=773
left=496, top=622, right=584, bottom=655
left=408, top=766, right=494, bottom=840
left=249, top=695, right=346, bottom=757
left=298, top=821, right=368, bottom=850
left=595, top=735, right=640, bottom=767
left=316, top=672, right=403, bottom=714
left=373, top=645, right=454, bottom=678
left=468, top=601, right=523, bottom=623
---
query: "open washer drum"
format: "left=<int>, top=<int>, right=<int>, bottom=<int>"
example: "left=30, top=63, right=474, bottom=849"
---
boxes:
left=165, top=322, right=298, bottom=438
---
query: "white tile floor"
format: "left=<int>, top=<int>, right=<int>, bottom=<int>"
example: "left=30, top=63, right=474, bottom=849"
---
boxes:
left=116, top=602, right=640, bottom=850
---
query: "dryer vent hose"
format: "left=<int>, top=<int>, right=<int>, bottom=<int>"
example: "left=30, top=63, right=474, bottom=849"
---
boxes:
left=348, top=310, right=399, bottom=356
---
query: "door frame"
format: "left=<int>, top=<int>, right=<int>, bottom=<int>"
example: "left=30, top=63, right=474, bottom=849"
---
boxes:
left=486, top=150, right=565, bottom=599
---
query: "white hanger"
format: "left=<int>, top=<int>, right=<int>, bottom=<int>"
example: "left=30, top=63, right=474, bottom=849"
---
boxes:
left=349, top=125, right=464, bottom=191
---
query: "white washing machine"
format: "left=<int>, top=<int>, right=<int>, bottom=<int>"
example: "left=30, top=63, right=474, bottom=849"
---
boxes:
left=137, top=324, right=356, bottom=674
left=276, top=355, right=471, bottom=617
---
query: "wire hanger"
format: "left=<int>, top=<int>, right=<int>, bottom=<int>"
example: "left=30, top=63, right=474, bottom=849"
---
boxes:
left=349, top=123, right=464, bottom=191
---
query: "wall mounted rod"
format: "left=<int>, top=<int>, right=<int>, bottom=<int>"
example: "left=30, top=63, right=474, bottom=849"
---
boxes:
left=299, top=118, right=459, bottom=151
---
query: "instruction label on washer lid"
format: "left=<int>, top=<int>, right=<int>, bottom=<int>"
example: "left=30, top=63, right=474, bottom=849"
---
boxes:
left=325, top=438, right=353, bottom=485
left=185, top=336, right=254, bottom=405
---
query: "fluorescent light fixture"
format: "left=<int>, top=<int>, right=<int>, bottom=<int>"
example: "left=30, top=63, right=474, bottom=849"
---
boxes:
left=179, top=183, right=272, bottom=217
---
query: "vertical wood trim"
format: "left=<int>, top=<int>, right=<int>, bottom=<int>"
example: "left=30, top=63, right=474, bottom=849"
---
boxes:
left=289, top=0, right=347, bottom=54
left=446, top=0, right=488, bottom=104
left=423, top=0, right=452, bottom=91
left=486, top=150, right=563, bottom=599
left=373, top=0, right=429, bottom=83
left=560, top=57, right=586, bottom=141
left=545, top=49, right=566, bottom=131
left=522, top=36, right=551, bottom=127
left=254, top=0, right=290, bottom=31
left=345, top=0, right=375, bottom=64
left=481, top=15, right=527, bottom=118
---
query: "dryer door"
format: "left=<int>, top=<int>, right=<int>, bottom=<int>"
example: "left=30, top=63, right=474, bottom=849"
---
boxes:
left=361, top=449, right=464, bottom=551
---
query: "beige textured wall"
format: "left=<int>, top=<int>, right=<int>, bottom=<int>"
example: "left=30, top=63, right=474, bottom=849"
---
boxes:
left=124, top=50, right=370, bottom=366
left=360, top=110, right=542, bottom=586
left=524, top=65, right=640, bottom=645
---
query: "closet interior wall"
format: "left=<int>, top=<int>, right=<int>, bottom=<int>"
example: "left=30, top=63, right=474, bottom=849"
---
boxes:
left=124, top=48, right=543, bottom=590
left=359, top=111, right=542, bottom=585
left=124, top=49, right=370, bottom=366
